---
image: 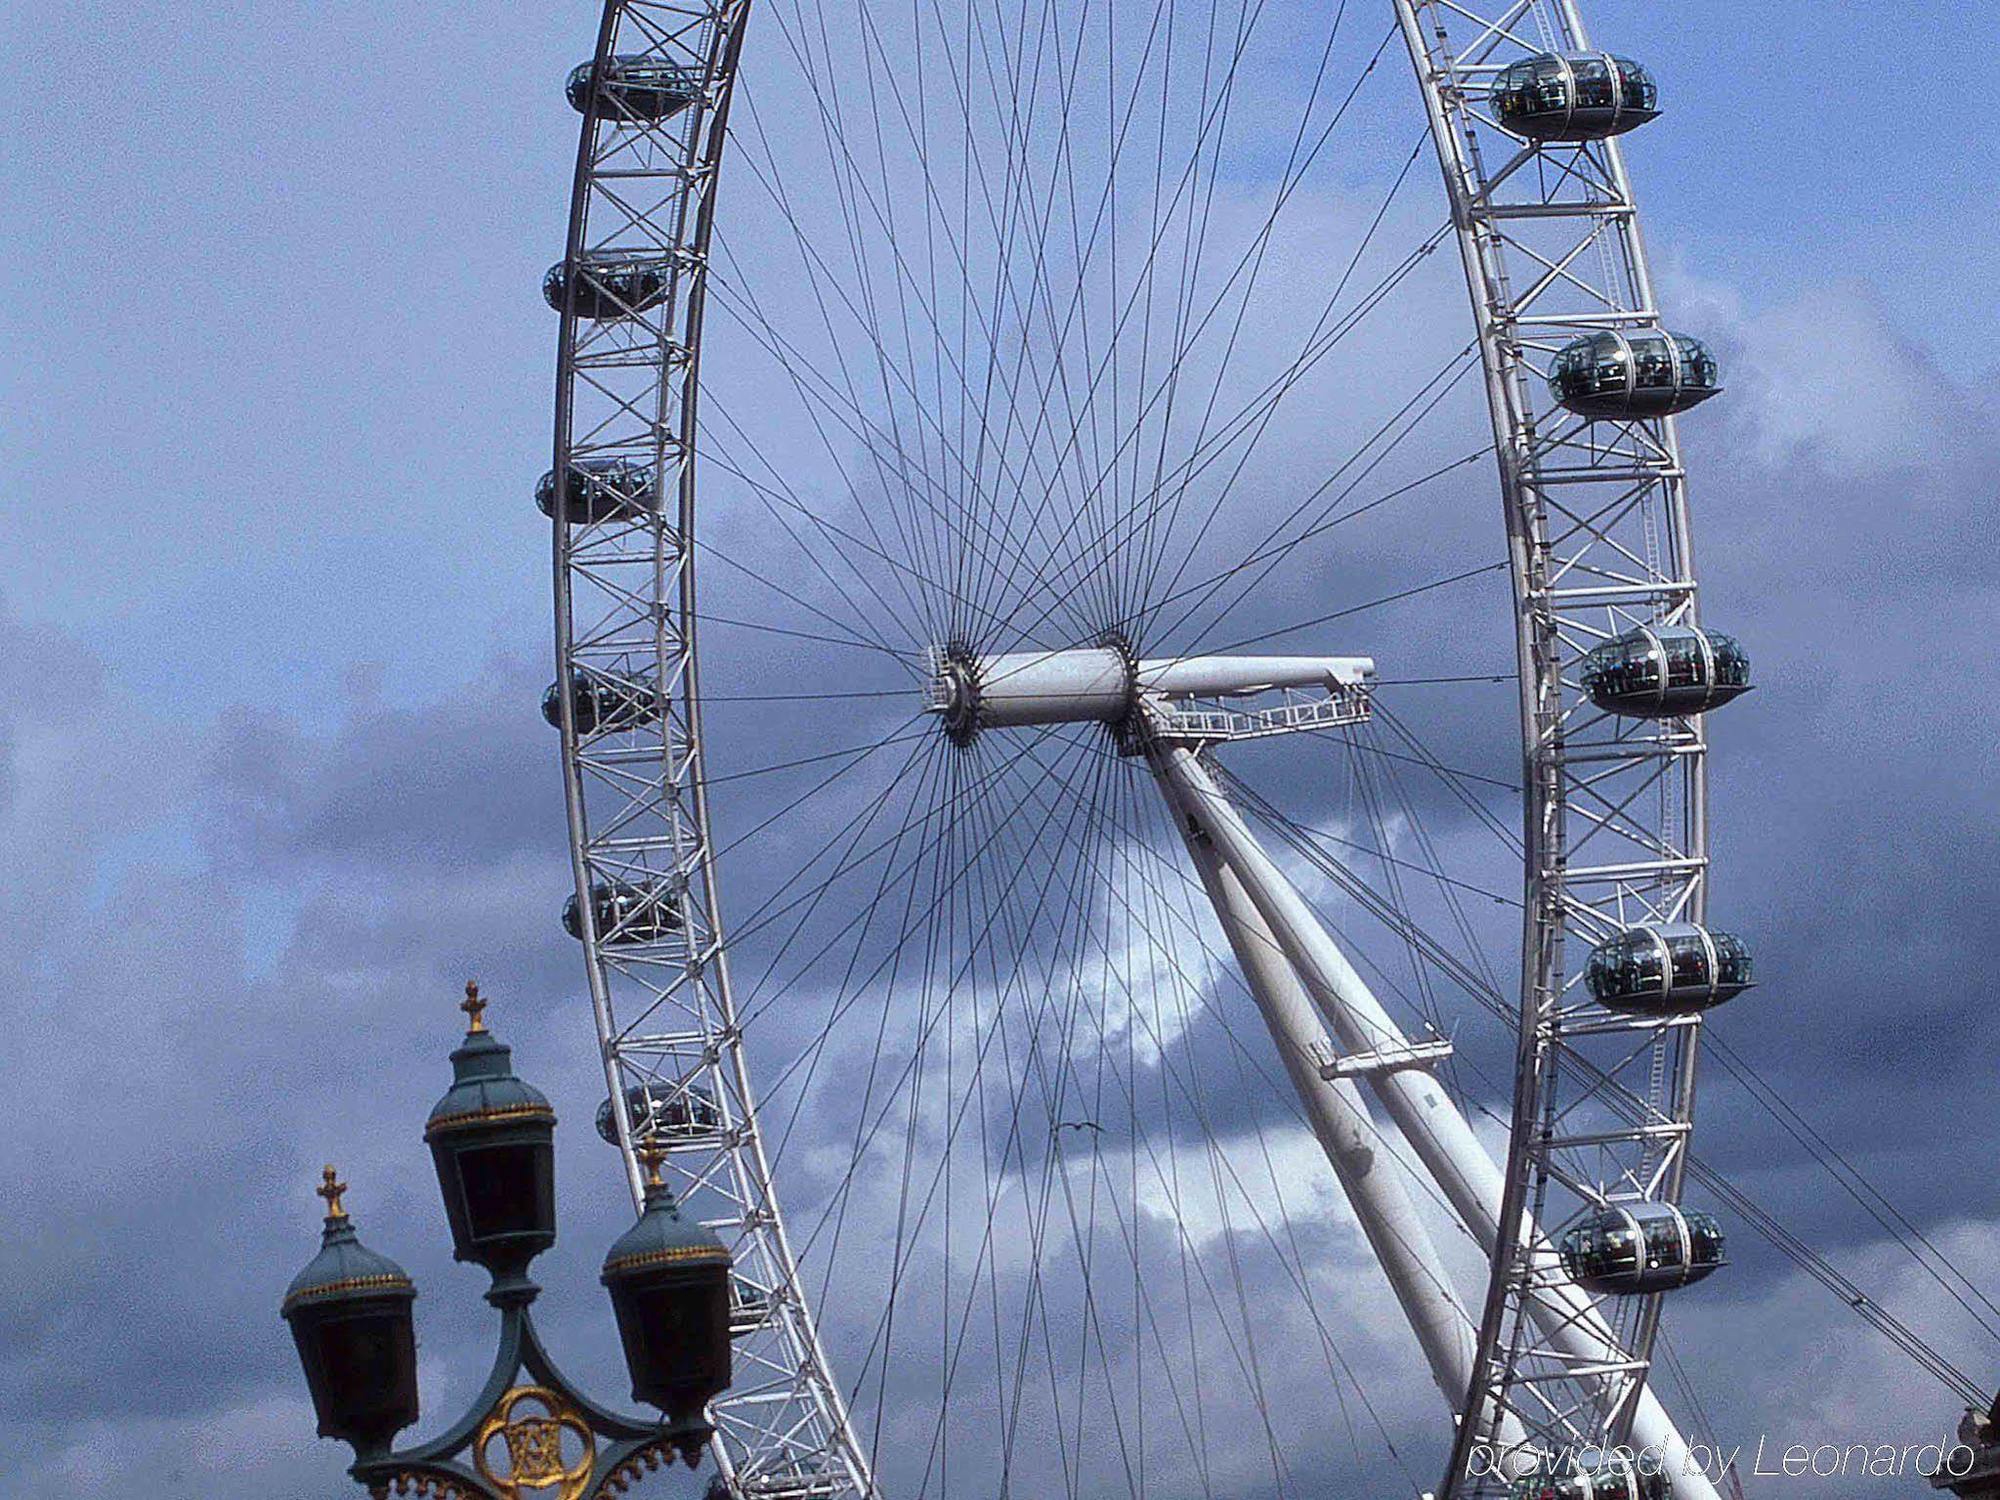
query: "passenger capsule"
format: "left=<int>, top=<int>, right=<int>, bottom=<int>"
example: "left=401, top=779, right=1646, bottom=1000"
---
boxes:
left=1492, top=52, right=1659, bottom=142
left=561, top=879, right=682, bottom=946
left=535, top=459, right=658, bottom=525
left=1585, top=922, right=1753, bottom=1015
left=596, top=1081, right=724, bottom=1145
left=1549, top=329, right=1720, bottom=419
left=1558, top=1202, right=1725, bottom=1297
left=566, top=56, right=703, bottom=122
left=730, top=1278, right=773, bottom=1338
left=542, top=255, right=671, bottom=320
left=541, top=669, right=664, bottom=735
left=1580, top=623, right=1750, bottom=718
left=1512, top=1453, right=1669, bottom=1500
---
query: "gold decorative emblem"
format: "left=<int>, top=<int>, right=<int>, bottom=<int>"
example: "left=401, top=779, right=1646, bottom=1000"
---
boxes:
left=473, top=1386, right=595, bottom=1500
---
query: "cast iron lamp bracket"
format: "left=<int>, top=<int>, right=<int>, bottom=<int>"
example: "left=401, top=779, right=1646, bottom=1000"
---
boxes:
left=350, top=1296, right=706, bottom=1500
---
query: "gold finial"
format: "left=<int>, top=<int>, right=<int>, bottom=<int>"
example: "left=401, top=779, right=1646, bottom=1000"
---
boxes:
left=318, top=1165, right=350, bottom=1221
left=461, top=979, right=488, bottom=1034
left=636, top=1138, right=667, bottom=1190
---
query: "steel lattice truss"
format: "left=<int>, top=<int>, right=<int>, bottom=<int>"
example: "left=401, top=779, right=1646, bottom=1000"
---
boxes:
left=551, top=3, right=873, bottom=1495
left=1394, top=1, right=1716, bottom=1491
left=548, top=1, right=1724, bottom=1496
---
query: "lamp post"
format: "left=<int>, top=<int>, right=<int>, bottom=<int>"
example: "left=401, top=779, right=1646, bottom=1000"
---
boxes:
left=283, top=983, right=733, bottom=1499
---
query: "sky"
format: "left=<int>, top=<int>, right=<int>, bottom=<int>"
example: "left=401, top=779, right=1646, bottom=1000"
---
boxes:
left=4, top=2, right=2000, bottom=1498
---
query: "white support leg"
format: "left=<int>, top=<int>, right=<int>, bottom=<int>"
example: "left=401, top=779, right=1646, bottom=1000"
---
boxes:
left=1165, top=777, right=1479, bottom=1405
left=1148, top=730, right=1719, bottom=1499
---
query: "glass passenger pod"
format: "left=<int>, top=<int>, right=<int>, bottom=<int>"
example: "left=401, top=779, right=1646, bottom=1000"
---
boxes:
left=561, top=879, right=683, bottom=946
left=1511, top=1453, right=1670, bottom=1500
left=1492, top=52, right=1659, bottom=142
left=729, top=1278, right=774, bottom=1338
left=535, top=458, right=658, bottom=525
left=595, top=1081, right=726, bottom=1146
left=542, top=254, right=671, bottom=321
left=1585, top=922, right=1753, bottom=1015
left=1579, top=623, right=1751, bottom=718
left=541, top=668, right=665, bottom=736
left=1549, top=329, right=1720, bottom=419
left=566, top=56, right=703, bottom=122
left=1559, top=1201, right=1726, bottom=1297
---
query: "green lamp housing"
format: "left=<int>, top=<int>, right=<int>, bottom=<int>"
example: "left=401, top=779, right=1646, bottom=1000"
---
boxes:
left=424, top=991, right=557, bottom=1296
left=600, top=1166, right=734, bottom=1463
left=281, top=1180, right=419, bottom=1460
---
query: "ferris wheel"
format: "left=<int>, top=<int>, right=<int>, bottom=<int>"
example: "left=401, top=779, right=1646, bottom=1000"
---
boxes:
left=542, top=2, right=1755, bottom=1497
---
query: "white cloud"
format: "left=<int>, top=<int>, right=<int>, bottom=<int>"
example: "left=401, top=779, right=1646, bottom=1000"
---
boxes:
left=1664, top=270, right=1964, bottom=481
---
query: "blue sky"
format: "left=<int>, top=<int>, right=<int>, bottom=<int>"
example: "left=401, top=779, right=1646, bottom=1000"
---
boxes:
left=2, top=0, right=1995, bottom=715
left=5, top=3, right=2000, bottom=1498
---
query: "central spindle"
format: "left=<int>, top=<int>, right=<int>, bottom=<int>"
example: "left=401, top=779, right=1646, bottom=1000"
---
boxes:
left=924, top=643, right=1375, bottom=746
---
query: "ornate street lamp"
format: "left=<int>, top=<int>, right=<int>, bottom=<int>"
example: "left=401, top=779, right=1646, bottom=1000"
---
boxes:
left=424, top=983, right=558, bottom=1305
left=601, top=1144, right=733, bottom=1441
left=283, top=984, right=734, bottom=1499
left=280, top=1167, right=419, bottom=1462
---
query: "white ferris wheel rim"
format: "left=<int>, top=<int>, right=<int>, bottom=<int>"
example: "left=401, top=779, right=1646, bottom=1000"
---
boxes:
left=547, top=2, right=1731, bottom=1495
